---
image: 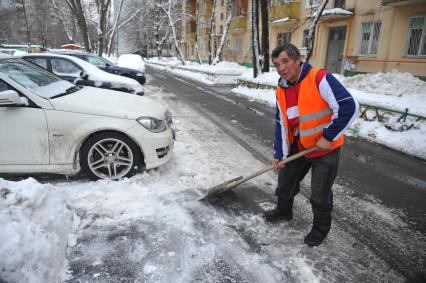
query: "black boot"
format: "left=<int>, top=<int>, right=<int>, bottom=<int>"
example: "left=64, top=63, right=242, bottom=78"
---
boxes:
left=263, top=198, right=293, bottom=222
left=304, top=228, right=327, bottom=247
left=304, top=211, right=331, bottom=247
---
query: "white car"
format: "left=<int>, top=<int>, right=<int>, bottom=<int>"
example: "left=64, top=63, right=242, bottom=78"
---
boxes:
left=22, top=53, right=144, bottom=95
left=0, top=55, right=174, bottom=180
left=117, top=54, right=145, bottom=73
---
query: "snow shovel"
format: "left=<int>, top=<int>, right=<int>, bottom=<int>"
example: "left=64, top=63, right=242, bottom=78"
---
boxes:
left=200, top=147, right=316, bottom=200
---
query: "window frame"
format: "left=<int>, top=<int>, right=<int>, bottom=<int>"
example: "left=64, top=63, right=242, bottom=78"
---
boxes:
left=404, top=15, right=426, bottom=57
left=358, top=21, right=382, bottom=57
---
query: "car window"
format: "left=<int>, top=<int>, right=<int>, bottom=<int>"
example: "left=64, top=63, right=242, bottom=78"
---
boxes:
left=51, top=58, right=82, bottom=76
left=0, top=58, right=74, bottom=99
left=87, top=56, right=108, bottom=67
left=25, top=57, right=48, bottom=69
left=0, top=79, right=12, bottom=92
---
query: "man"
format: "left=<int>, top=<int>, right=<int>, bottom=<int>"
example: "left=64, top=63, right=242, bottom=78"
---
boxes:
left=263, top=43, right=358, bottom=247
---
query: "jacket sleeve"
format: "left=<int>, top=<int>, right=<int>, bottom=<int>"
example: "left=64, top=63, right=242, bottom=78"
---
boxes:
left=273, top=101, right=284, bottom=160
left=318, top=74, right=359, bottom=142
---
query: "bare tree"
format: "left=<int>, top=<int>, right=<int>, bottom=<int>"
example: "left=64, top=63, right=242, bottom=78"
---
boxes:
left=306, top=0, right=329, bottom=62
left=251, top=0, right=261, bottom=77
left=194, top=0, right=202, bottom=64
left=22, top=0, right=31, bottom=47
left=212, top=0, right=233, bottom=65
left=51, top=0, right=74, bottom=43
left=208, top=0, right=217, bottom=64
left=66, top=0, right=91, bottom=51
left=259, top=0, right=269, bottom=72
left=105, top=0, right=140, bottom=56
left=159, top=0, right=185, bottom=65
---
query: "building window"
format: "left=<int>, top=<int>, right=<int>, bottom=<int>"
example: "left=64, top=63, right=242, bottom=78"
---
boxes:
left=302, top=30, right=309, bottom=47
left=220, top=25, right=223, bottom=34
left=306, top=0, right=320, bottom=8
left=359, top=21, right=381, bottom=56
left=277, top=32, right=292, bottom=47
left=221, top=13, right=224, bottom=21
left=406, top=16, right=426, bottom=56
left=235, top=39, right=243, bottom=55
left=334, top=0, right=345, bottom=8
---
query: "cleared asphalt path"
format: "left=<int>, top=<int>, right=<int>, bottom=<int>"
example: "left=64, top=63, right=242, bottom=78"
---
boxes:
left=148, top=66, right=426, bottom=281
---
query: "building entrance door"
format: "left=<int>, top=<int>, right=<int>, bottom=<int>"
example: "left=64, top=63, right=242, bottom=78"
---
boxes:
left=325, top=26, right=347, bottom=73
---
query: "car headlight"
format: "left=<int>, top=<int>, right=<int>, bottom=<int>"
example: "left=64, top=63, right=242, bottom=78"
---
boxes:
left=136, top=73, right=144, bottom=76
left=137, top=116, right=167, bottom=133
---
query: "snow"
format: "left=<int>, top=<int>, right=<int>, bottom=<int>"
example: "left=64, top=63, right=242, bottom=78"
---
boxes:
left=0, top=79, right=408, bottom=282
left=233, top=69, right=426, bottom=159
left=118, top=54, right=146, bottom=73
left=146, top=57, right=248, bottom=85
left=270, top=17, right=296, bottom=24
left=26, top=53, right=143, bottom=94
left=312, top=8, right=354, bottom=17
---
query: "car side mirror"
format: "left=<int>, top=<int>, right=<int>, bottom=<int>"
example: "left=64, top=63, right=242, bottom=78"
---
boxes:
left=80, top=71, right=89, bottom=80
left=0, top=90, right=26, bottom=106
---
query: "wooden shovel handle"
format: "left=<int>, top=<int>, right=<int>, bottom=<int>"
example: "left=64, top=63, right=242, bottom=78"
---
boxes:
left=221, top=147, right=317, bottom=193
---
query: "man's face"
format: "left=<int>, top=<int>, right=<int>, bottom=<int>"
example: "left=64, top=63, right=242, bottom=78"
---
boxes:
left=272, top=51, right=302, bottom=84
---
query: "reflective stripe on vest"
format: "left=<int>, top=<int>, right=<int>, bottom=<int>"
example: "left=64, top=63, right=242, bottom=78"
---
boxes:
left=299, top=108, right=333, bottom=123
left=299, top=122, right=330, bottom=136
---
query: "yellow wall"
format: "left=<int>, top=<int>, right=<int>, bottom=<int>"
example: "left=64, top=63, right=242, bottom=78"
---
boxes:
left=177, top=0, right=426, bottom=77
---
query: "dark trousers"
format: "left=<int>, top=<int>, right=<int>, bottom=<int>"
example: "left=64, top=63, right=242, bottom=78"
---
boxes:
left=275, top=141, right=340, bottom=235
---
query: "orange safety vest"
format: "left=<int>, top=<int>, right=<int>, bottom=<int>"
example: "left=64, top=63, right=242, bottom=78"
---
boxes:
left=276, top=67, right=344, bottom=154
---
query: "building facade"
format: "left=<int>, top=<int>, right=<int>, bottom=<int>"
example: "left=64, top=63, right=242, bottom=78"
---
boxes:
left=177, top=0, right=426, bottom=78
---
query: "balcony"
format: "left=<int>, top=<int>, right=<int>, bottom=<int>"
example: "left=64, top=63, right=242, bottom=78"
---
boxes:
left=269, top=2, right=301, bottom=22
left=382, top=0, right=426, bottom=5
left=230, top=17, right=248, bottom=32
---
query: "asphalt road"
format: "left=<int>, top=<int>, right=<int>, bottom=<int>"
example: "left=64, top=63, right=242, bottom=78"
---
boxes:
left=147, top=66, right=426, bottom=281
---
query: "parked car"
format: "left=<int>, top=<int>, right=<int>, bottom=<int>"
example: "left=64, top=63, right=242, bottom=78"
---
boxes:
left=50, top=50, right=146, bottom=85
left=21, top=53, right=144, bottom=95
left=0, top=55, right=174, bottom=180
left=118, top=54, right=146, bottom=73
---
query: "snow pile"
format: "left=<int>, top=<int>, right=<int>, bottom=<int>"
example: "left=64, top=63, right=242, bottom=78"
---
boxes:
left=342, top=70, right=426, bottom=97
left=146, top=57, right=248, bottom=85
left=240, top=68, right=280, bottom=86
left=0, top=178, right=73, bottom=282
left=118, top=54, right=145, bottom=73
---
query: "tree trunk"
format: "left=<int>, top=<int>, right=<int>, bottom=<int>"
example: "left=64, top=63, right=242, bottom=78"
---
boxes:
left=195, top=0, right=202, bottom=64
left=96, top=0, right=111, bottom=56
left=259, top=0, right=269, bottom=72
left=306, top=0, right=329, bottom=63
left=22, top=0, right=31, bottom=48
left=66, top=0, right=91, bottom=52
left=208, top=0, right=217, bottom=65
left=251, top=0, right=261, bottom=78
left=213, top=0, right=233, bottom=65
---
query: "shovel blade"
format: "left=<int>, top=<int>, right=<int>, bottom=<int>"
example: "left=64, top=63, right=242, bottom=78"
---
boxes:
left=199, top=176, right=244, bottom=200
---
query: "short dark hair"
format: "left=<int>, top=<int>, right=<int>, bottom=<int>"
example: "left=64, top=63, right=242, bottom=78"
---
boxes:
left=271, top=43, right=301, bottom=60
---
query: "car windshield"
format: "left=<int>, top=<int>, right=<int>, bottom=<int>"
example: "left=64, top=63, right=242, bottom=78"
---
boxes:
left=0, top=58, right=74, bottom=99
left=87, top=55, right=114, bottom=67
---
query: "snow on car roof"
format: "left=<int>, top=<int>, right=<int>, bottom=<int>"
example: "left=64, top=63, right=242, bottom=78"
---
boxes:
left=23, top=53, right=143, bottom=93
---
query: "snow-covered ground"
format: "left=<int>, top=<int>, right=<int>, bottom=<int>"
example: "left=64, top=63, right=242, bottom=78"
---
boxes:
left=0, top=82, right=408, bottom=282
left=146, top=57, right=248, bottom=85
left=146, top=58, right=426, bottom=159
left=234, top=70, right=426, bottom=160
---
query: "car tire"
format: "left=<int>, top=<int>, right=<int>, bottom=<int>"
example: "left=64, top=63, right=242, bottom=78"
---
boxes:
left=80, top=132, right=142, bottom=180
